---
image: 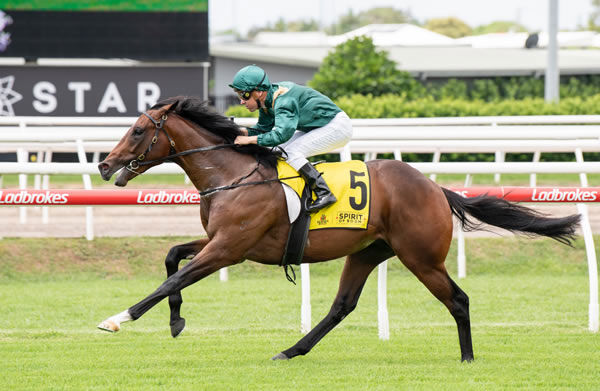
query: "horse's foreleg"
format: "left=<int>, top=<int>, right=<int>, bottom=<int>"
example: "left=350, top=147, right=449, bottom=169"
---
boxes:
left=97, top=240, right=240, bottom=333
left=273, top=240, right=393, bottom=360
left=165, top=238, right=209, bottom=338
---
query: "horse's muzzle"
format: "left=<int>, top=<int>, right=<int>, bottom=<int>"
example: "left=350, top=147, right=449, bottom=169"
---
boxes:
left=98, top=159, right=137, bottom=187
left=98, top=162, right=114, bottom=181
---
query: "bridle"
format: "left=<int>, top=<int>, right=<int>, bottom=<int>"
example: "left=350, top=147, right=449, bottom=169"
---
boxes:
left=126, top=112, right=176, bottom=174
left=124, top=111, right=301, bottom=197
left=125, top=111, right=236, bottom=175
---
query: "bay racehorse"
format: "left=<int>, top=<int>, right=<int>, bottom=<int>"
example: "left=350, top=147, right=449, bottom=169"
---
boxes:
left=97, top=96, right=580, bottom=362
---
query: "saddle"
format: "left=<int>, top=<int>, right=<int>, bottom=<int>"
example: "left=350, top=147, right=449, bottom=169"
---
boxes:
left=277, top=160, right=371, bottom=283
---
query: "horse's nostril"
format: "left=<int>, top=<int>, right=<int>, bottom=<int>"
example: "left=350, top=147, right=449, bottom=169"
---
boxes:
left=98, top=162, right=109, bottom=175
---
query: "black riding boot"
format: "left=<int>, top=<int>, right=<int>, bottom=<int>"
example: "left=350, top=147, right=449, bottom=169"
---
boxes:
left=298, top=163, right=337, bottom=212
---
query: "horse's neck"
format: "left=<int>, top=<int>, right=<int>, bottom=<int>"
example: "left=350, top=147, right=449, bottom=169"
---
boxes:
left=170, top=123, right=259, bottom=192
left=185, top=149, right=259, bottom=192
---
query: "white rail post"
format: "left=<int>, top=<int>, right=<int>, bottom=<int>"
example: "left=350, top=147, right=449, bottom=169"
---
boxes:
left=429, top=149, right=441, bottom=181
left=76, top=139, right=94, bottom=240
left=340, top=145, right=352, bottom=162
left=492, top=122, right=501, bottom=183
left=17, top=121, right=28, bottom=220
left=494, top=150, right=504, bottom=184
left=377, top=260, right=390, bottom=340
left=219, top=268, right=228, bottom=281
left=300, top=263, right=311, bottom=333
left=16, top=148, right=27, bottom=224
left=33, top=151, right=43, bottom=218
left=575, top=148, right=599, bottom=332
left=41, top=150, right=52, bottom=224
left=364, top=144, right=392, bottom=339
left=530, top=151, right=541, bottom=187
left=457, top=174, right=472, bottom=279
left=33, top=151, right=42, bottom=190
left=577, top=203, right=600, bottom=332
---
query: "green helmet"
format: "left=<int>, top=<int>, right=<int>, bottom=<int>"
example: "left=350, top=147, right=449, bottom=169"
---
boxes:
left=228, top=65, right=271, bottom=92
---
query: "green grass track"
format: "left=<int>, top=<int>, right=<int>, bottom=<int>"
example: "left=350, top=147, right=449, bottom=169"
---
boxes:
left=0, top=236, right=599, bottom=390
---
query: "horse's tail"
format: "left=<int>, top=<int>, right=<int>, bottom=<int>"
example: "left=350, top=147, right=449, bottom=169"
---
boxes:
left=441, top=187, right=581, bottom=246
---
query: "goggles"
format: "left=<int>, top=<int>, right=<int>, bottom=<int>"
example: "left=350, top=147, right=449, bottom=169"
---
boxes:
left=236, top=90, right=253, bottom=101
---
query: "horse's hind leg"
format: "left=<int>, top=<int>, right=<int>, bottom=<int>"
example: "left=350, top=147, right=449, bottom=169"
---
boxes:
left=400, top=255, right=474, bottom=362
left=164, top=238, right=209, bottom=337
left=273, top=240, right=394, bottom=360
left=447, top=275, right=473, bottom=362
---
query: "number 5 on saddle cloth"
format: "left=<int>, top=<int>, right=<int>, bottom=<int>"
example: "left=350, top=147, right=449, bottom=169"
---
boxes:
left=277, top=160, right=371, bottom=281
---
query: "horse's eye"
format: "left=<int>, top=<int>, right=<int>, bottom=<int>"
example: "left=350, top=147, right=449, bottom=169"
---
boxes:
left=133, top=127, right=144, bottom=136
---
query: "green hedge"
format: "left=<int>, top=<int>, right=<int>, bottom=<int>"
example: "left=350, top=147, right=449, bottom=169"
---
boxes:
left=335, top=94, right=600, bottom=118
left=226, top=94, right=600, bottom=119
left=225, top=105, right=258, bottom=118
left=423, top=75, right=600, bottom=101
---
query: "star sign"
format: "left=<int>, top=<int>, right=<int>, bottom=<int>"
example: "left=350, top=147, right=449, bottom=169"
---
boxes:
left=0, top=75, right=22, bottom=116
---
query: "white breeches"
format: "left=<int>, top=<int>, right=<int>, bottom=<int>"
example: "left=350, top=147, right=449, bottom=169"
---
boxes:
left=279, top=111, right=353, bottom=171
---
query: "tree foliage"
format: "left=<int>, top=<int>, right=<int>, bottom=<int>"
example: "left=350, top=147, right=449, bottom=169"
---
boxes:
left=308, top=36, right=423, bottom=99
left=589, top=0, right=600, bottom=31
left=472, top=21, right=529, bottom=35
left=326, top=9, right=361, bottom=35
left=245, top=7, right=416, bottom=38
left=424, top=17, right=472, bottom=38
left=326, top=7, right=416, bottom=35
left=247, top=17, right=319, bottom=39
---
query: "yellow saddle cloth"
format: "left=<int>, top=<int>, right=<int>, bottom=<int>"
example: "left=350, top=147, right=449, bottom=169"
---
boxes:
left=277, top=160, right=371, bottom=230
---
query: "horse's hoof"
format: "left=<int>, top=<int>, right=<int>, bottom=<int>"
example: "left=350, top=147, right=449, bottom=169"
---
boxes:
left=97, top=319, right=120, bottom=333
left=170, top=318, right=186, bottom=338
left=461, top=356, right=474, bottom=363
left=271, top=352, right=290, bottom=361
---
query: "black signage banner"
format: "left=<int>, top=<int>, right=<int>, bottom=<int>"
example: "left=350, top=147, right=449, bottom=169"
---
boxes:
left=0, top=10, right=208, bottom=61
left=0, top=64, right=208, bottom=116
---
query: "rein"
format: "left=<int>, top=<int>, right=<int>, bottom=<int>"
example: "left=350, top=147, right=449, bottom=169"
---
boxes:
left=199, top=174, right=301, bottom=197
left=127, top=111, right=300, bottom=197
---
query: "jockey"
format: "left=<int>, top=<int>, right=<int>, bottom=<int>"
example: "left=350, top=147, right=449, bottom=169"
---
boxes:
left=230, top=64, right=353, bottom=212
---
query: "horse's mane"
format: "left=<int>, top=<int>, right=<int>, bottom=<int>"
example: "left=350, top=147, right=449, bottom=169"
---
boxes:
left=151, top=96, right=281, bottom=168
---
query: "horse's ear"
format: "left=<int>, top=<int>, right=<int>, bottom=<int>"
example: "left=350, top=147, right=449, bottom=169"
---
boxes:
left=164, top=97, right=189, bottom=113
left=161, top=102, right=177, bottom=113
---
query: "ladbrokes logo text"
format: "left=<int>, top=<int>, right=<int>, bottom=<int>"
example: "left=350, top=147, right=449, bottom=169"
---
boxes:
left=0, top=190, right=68, bottom=204
left=532, top=188, right=598, bottom=202
left=136, top=190, right=200, bottom=204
